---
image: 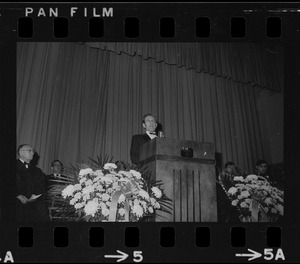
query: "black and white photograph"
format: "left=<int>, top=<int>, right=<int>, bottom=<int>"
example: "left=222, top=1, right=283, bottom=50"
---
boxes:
left=1, top=2, right=300, bottom=263
left=16, top=42, right=284, bottom=223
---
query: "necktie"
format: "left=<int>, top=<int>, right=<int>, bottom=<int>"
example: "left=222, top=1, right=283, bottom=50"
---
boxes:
left=24, top=162, right=29, bottom=169
left=149, top=132, right=156, bottom=135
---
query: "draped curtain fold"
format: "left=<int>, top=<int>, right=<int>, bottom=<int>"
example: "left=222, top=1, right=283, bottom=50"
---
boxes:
left=17, top=42, right=279, bottom=175
left=84, top=42, right=284, bottom=92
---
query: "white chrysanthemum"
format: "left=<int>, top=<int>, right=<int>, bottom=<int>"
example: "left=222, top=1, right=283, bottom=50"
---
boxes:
left=118, top=194, right=126, bottom=203
left=130, top=170, right=142, bottom=179
left=231, top=199, right=238, bottom=206
left=148, top=206, right=154, bottom=213
left=74, top=192, right=81, bottom=200
left=245, top=198, right=252, bottom=205
left=271, top=208, right=277, bottom=214
left=133, top=199, right=140, bottom=205
left=96, top=185, right=104, bottom=192
left=139, top=189, right=150, bottom=200
left=119, top=170, right=132, bottom=178
left=102, top=207, right=110, bottom=217
left=79, top=178, right=87, bottom=184
left=102, top=193, right=111, bottom=202
left=112, top=181, right=119, bottom=189
left=106, top=188, right=114, bottom=194
left=153, top=201, right=161, bottom=209
left=233, top=176, right=244, bottom=181
left=70, top=198, right=76, bottom=205
left=228, top=187, right=238, bottom=195
left=93, top=175, right=101, bottom=182
left=85, top=179, right=93, bottom=186
left=150, top=197, right=156, bottom=206
left=62, top=185, right=75, bottom=198
left=79, top=168, right=93, bottom=176
left=241, top=190, right=250, bottom=198
left=151, top=187, right=162, bottom=199
left=240, top=202, right=247, bottom=208
left=238, top=195, right=243, bottom=200
left=117, top=170, right=126, bottom=176
left=82, top=194, right=90, bottom=201
left=106, top=201, right=111, bottom=207
left=277, top=196, right=284, bottom=203
left=84, top=200, right=99, bottom=217
left=118, top=208, right=125, bottom=216
left=94, top=169, right=104, bottom=177
left=245, top=174, right=258, bottom=181
left=276, top=204, right=284, bottom=215
left=132, top=204, right=144, bottom=217
left=74, top=203, right=84, bottom=209
left=103, top=163, right=117, bottom=170
left=73, top=184, right=82, bottom=191
left=264, top=197, right=272, bottom=205
left=92, top=181, right=99, bottom=188
left=140, top=201, right=147, bottom=210
left=102, top=175, right=114, bottom=184
left=82, top=185, right=94, bottom=195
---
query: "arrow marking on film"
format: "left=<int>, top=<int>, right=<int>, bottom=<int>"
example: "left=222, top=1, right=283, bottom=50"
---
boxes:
left=104, top=250, right=129, bottom=262
left=236, top=248, right=262, bottom=261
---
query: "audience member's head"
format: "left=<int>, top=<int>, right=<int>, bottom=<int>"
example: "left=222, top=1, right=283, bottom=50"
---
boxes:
left=224, top=161, right=236, bottom=174
left=51, top=159, right=64, bottom=174
left=142, top=113, right=157, bottom=133
left=256, top=159, right=268, bottom=176
left=17, top=144, right=35, bottom=163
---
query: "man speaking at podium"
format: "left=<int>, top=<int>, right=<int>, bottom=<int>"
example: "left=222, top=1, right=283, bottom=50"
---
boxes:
left=130, top=113, right=158, bottom=165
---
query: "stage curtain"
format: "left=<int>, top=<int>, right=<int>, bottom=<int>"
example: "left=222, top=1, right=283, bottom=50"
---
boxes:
left=17, top=42, right=273, bottom=174
left=84, top=42, right=284, bottom=92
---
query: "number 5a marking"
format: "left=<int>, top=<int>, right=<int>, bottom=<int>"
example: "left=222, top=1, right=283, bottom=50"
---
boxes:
left=264, top=248, right=285, bottom=261
left=133, top=251, right=143, bottom=262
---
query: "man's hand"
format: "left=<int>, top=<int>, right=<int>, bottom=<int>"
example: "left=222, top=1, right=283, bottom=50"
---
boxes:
left=17, top=195, right=28, bottom=204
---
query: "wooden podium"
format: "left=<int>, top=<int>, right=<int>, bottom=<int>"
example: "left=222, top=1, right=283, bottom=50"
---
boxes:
left=140, top=137, right=217, bottom=222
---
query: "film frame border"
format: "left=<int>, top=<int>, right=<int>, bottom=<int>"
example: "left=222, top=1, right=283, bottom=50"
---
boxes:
left=0, top=2, right=299, bottom=263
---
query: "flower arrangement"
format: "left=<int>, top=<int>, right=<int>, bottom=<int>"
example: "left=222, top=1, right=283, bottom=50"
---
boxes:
left=221, top=174, right=284, bottom=222
left=61, top=162, right=171, bottom=222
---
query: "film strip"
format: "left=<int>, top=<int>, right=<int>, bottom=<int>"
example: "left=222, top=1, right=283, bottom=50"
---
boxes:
left=0, top=2, right=299, bottom=263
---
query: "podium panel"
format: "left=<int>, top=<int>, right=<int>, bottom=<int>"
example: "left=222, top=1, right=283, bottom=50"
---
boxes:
left=140, top=138, right=217, bottom=222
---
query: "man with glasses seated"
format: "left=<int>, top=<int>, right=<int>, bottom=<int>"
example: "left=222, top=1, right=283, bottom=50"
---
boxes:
left=16, top=144, right=49, bottom=222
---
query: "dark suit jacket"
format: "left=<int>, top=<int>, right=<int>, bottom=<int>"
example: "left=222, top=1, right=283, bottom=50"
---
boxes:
left=16, top=159, right=49, bottom=222
left=130, top=133, right=151, bottom=165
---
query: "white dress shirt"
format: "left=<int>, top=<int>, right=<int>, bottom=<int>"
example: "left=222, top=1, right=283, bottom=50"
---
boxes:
left=146, top=131, right=157, bottom=140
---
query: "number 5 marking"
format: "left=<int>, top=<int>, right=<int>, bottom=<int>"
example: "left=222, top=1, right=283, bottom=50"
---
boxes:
left=133, top=251, right=143, bottom=262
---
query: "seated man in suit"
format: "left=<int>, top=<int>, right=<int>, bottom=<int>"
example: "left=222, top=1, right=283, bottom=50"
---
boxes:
left=255, top=159, right=268, bottom=179
left=16, top=144, right=49, bottom=222
left=46, top=159, right=64, bottom=191
left=46, top=159, right=65, bottom=221
left=130, top=113, right=158, bottom=165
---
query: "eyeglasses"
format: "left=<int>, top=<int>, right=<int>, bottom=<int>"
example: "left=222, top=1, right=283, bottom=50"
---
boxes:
left=22, top=149, right=36, bottom=153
